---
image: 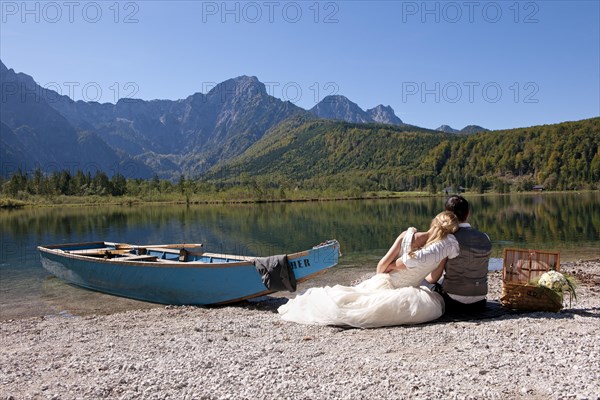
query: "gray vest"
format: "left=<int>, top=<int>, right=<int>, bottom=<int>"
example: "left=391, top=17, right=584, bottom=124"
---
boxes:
left=442, top=227, right=492, bottom=296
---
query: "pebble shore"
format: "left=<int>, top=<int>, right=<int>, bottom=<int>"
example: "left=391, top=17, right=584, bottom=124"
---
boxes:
left=1, top=260, right=599, bottom=400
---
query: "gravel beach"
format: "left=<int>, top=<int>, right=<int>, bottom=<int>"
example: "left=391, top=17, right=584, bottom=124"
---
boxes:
left=1, top=260, right=599, bottom=400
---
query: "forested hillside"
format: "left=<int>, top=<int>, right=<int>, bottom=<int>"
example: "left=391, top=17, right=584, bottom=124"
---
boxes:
left=206, top=116, right=454, bottom=192
left=433, top=118, right=600, bottom=192
left=207, top=117, right=600, bottom=193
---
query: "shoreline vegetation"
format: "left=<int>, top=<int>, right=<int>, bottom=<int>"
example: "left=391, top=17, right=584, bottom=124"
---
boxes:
left=1, top=189, right=596, bottom=209
left=0, top=191, right=431, bottom=209
left=1, top=172, right=597, bottom=210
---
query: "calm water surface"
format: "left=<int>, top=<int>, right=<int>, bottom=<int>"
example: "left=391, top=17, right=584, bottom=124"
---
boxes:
left=1, top=192, right=598, bottom=320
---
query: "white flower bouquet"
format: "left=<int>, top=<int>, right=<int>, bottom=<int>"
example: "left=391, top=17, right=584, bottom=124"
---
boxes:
left=535, top=270, right=577, bottom=306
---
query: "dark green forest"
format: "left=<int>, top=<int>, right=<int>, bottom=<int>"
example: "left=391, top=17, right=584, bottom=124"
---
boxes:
left=433, top=117, right=600, bottom=192
left=207, top=116, right=600, bottom=193
left=1, top=117, right=598, bottom=204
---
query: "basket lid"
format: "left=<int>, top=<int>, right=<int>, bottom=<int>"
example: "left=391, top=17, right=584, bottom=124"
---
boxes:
left=502, top=248, right=560, bottom=283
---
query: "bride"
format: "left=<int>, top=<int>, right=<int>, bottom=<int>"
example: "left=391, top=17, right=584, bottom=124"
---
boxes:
left=278, top=211, right=460, bottom=328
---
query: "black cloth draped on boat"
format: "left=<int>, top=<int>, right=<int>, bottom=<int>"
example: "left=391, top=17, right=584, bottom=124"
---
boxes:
left=254, top=255, right=297, bottom=292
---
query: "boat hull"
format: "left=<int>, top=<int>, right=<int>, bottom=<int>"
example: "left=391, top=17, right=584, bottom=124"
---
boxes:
left=38, top=241, right=340, bottom=305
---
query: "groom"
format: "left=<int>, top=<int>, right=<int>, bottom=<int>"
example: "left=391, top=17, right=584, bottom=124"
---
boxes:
left=429, top=195, right=492, bottom=313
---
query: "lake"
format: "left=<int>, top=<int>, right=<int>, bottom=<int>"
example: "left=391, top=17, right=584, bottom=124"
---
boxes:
left=1, top=192, right=598, bottom=320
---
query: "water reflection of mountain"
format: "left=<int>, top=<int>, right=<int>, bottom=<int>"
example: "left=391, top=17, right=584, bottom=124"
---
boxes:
left=1, top=193, right=598, bottom=260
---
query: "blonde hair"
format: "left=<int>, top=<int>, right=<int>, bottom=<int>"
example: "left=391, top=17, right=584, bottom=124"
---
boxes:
left=409, top=211, right=458, bottom=258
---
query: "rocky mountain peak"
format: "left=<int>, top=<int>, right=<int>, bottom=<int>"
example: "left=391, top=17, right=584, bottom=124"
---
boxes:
left=310, top=97, right=403, bottom=125
left=310, top=95, right=372, bottom=123
left=436, top=125, right=459, bottom=133
left=206, top=75, right=267, bottom=102
left=366, top=105, right=403, bottom=125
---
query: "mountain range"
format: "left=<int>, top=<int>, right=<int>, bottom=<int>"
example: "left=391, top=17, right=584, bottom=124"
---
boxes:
left=310, top=95, right=404, bottom=125
left=436, top=125, right=489, bottom=134
left=1, top=60, right=488, bottom=179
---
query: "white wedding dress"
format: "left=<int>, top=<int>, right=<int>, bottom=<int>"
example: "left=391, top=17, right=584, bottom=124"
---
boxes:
left=278, top=228, right=460, bottom=328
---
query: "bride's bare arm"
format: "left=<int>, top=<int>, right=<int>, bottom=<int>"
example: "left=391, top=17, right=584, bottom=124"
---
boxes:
left=376, top=231, right=406, bottom=274
left=426, top=258, right=448, bottom=283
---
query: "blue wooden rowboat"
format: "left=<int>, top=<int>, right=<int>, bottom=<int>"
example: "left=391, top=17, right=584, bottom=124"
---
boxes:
left=38, top=240, right=340, bottom=305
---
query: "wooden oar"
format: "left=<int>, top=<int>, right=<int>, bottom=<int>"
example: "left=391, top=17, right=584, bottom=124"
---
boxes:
left=107, top=242, right=203, bottom=250
left=67, top=248, right=132, bottom=256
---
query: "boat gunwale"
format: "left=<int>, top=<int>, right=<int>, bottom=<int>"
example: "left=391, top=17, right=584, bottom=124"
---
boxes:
left=37, top=242, right=323, bottom=269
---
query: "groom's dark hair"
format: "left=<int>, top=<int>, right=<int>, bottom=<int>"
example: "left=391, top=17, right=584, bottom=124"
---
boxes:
left=445, top=195, right=469, bottom=222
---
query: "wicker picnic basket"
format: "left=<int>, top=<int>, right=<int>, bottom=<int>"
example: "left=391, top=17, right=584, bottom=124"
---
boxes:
left=501, top=248, right=563, bottom=312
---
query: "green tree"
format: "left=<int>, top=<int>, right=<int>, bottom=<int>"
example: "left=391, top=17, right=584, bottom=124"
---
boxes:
left=177, top=174, right=186, bottom=195
left=111, top=173, right=127, bottom=196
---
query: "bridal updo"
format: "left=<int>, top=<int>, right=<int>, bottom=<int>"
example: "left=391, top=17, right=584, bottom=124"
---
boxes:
left=433, top=211, right=459, bottom=234
left=407, top=211, right=458, bottom=258
left=424, top=211, right=458, bottom=248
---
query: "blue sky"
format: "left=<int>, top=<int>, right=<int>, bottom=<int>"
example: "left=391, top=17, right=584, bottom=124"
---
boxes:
left=1, top=0, right=598, bottom=130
